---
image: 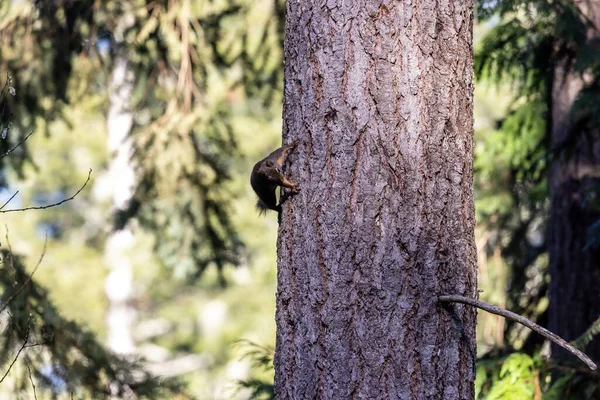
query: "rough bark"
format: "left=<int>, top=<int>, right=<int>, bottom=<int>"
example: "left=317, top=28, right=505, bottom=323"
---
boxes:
left=275, top=1, right=477, bottom=399
left=548, top=2, right=600, bottom=363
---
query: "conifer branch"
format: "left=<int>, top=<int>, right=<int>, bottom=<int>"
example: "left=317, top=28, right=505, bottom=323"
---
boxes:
left=571, top=316, right=600, bottom=351
left=0, top=233, right=47, bottom=315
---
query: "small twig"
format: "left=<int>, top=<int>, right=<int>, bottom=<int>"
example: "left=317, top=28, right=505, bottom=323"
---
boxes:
left=0, top=315, right=32, bottom=383
left=4, top=225, right=15, bottom=274
left=0, top=190, right=18, bottom=210
left=0, top=169, right=92, bottom=214
left=0, top=232, right=47, bottom=315
left=0, top=130, right=34, bottom=160
left=0, top=73, right=9, bottom=97
left=26, top=362, right=38, bottom=400
left=0, top=74, right=11, bottom=117
left=5, top=311, right=44, bottom=349
left=439, top=294, right=597, bottom=371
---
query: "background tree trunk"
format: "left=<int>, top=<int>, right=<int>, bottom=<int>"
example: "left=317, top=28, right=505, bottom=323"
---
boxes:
left=104, top=56, right=136, bottom=355
left=548, top=2, right=600, bottom=363
left=275, top=1, right=477, bottom=398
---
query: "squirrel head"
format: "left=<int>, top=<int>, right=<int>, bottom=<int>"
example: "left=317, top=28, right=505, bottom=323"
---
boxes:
left=260, top=159, right=283, bottom=181
left=265, top=160, right=281, bottom=172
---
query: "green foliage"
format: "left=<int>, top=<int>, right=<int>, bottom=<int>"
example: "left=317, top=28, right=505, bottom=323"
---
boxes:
left=0, top=0, right=285, bottom=280
left=238, top=345, right=600, bottom=400
left=542, top=369, right=600, bottom=400
left=572, top=317, right=600, bottom=352
left=235, top=341, right=274, bottom=400
left=475, top=18, right=553, bottom=98
left=236, top=340, right=274, bottom=372
left=473, top=3, right=557, bottom=317
left=0, top=253, right=192, bottom=399
left=109, top=0, right=284, bottom=279
left=485, top=354, right=536, bottom=400
left=236, top=378, right=274, bottom=400
left=0, top=1, right=287, bottom=397
left=474, top=97, right=548, bottom=223
left=474, top=0, right=600, bottom=346
left=0, top=75, right=33, bottom=187
left=477, top=352, right=600, bottom=400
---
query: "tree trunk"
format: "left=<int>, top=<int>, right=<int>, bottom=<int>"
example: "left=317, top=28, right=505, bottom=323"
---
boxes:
left=548, top=2, right=600, bottom=363
left=105, top=56, right=136, bottom=355
left=275, top=1, right=477, bottom=398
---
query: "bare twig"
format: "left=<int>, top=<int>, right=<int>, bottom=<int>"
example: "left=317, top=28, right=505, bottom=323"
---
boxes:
left=4, top=311, right=43, bottom=351
left=0, top=190, right=18, bottom=210
left=0, top=73, right=10, bottom=97
left=0, top=232, right=47, bottom=315
left=438, top=294, right=597, bottom=371
left=26, top=362, right=38, bottom=400
left=0, top=315, right=31, bottom=383
left=0, top=130, right=34, bottom=160
left=0, top=74, right=13, bottom=123
left=4, top=225, right=15, bottom=274
left=0, top=169, right=92, bottom=214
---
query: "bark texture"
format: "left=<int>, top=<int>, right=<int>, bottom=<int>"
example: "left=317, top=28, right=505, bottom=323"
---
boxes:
left=275, top=1, right=477, bottom=398
left=548, top=2, right=600, bottom=362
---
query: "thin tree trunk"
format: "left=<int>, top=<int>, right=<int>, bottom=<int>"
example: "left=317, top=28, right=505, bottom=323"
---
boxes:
left=548, top=2, right=600, bottom=362
left=105, top=56, right=136, bottom=355
left=275, top=1, right=477, bottom=398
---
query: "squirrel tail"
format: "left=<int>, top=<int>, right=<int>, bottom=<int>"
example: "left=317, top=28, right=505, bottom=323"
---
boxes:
left=256, top=199, right=270, bottom=215
left=256, top=199, right=281, bottom=215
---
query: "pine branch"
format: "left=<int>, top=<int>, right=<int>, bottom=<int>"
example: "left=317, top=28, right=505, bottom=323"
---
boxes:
left=0, top=232, right=47, bottom=315
left=438, top=294, right=597, bottom=371
left=572, top=316, right=600, bottom=351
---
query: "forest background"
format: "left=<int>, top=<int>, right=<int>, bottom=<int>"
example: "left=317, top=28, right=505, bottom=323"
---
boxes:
left=0, top=0, right=598, bottom=399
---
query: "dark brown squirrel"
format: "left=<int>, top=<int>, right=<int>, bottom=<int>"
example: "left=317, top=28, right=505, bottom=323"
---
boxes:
left=250, top=139, right=299, bottom=213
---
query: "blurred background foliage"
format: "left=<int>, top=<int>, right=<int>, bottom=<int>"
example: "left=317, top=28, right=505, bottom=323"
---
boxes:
left=0, top=0, right=597, bottom=399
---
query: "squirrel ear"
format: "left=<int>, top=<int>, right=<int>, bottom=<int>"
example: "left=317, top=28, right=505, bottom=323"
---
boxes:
left=266, top=160, right=274, bottom=167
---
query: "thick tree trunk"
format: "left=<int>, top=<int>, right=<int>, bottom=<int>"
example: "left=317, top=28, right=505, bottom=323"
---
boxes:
left=275, top=1, right=477, bottom=399
left=548, top=2, right=600, bottom=362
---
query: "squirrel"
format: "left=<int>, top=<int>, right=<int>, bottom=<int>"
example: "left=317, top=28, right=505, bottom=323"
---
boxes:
left=250, top=139, right=299, bottom=214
